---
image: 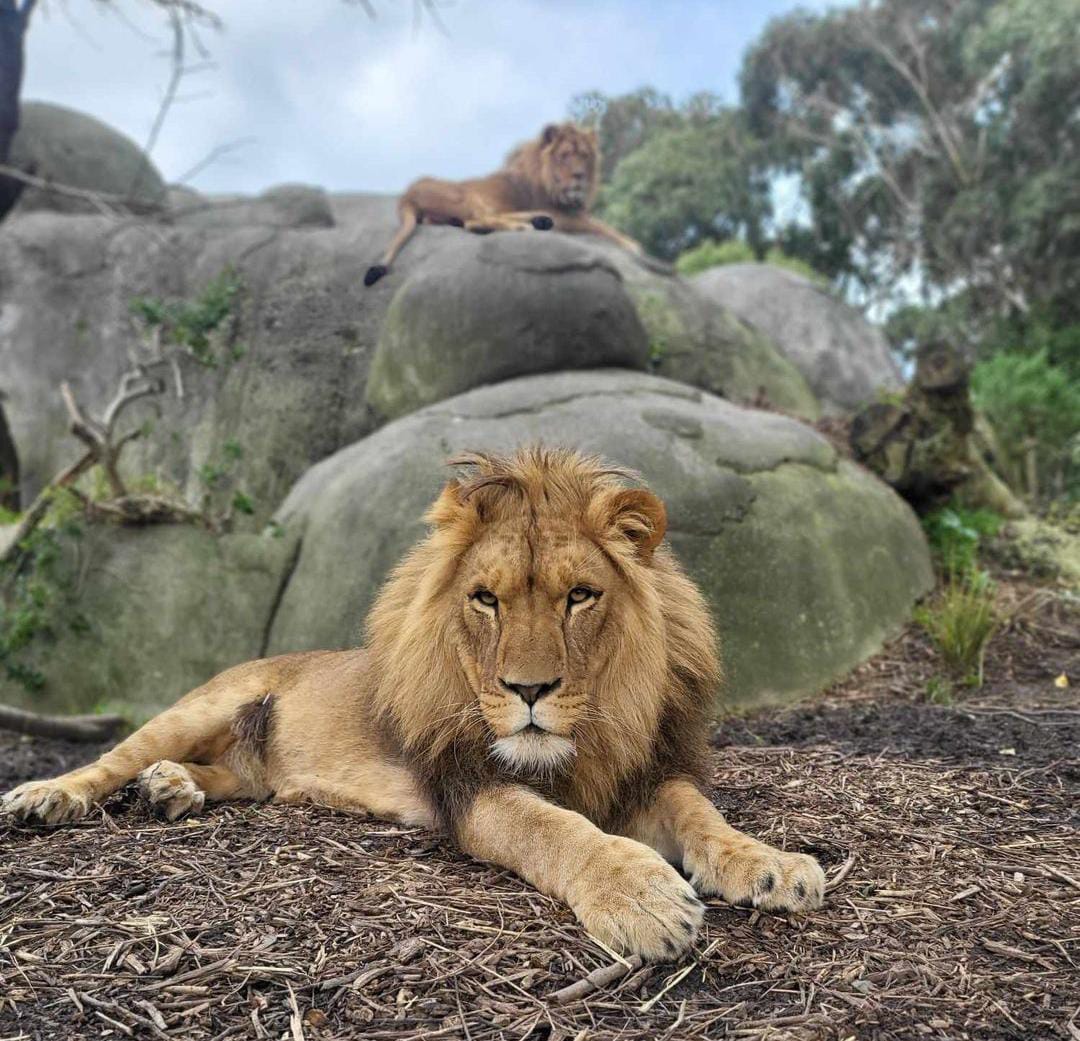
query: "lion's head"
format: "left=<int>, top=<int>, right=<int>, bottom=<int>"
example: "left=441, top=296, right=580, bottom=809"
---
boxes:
left=367, top=448, right=720, bottom=826
left=507, top=123, right=600, bottom=212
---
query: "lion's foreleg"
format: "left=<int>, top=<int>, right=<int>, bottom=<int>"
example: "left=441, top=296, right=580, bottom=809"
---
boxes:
left=458, top=785, right=703, bottom=961
left=555, top=213, right=643, bottom=254
left=638, top=779, right=825, bottom=914
left=463, top=208, right=555, bottom=234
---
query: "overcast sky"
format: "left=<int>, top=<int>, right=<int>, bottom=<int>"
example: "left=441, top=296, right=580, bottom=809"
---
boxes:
left=24, top=0, right=834, bottom=195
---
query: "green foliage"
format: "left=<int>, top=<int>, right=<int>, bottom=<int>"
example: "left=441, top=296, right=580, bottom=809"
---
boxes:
left=741, top=0, right=1080, bottom=328
left=676, top=239, right=754, bottom=275
left=129, top=267, right=242, bottom=368
left=924, top=675, right=955, bottom=706
left=922, top=506, right=1004, bottom=576
left=915, top=571, right=998, bottom=687
left=601, top=117, right=772, bottom=261
left=972, top=350, right=1080, bottom=499
left=197, top=439, right=256, bottom=521
left=676, top=238, right=828, bottom=282
left=0, top=491, right=85, bottom=693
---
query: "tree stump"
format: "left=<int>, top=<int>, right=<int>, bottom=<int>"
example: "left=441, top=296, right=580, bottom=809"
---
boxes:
left=850, top=341, right=1024, bottom=517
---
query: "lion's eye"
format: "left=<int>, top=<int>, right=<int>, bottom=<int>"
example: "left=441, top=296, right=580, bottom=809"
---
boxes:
left=568, top=587, right=597, bottom=606
left=470, top=589, right=498, bottom=608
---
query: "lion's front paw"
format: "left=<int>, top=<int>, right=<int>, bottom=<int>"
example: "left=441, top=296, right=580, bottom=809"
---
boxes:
left=686, top=839, right=825, bottom=914
left=573, top=837, right=705, bottom=961
left=1, top=779, right=93, bottom=825
left=138, top=761, right=205, bottom=822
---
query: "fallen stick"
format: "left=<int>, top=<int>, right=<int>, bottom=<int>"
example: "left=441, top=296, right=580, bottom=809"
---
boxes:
left=551, top=955, right=643, bottom=1004
left=0, top=704, right=126, bottom=742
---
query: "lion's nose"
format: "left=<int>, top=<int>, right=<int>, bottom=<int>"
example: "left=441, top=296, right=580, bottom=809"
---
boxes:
left=501, top=678, right=562, bottom=705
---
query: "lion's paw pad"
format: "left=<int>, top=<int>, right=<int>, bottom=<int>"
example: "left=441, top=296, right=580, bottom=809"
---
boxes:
left=1, top=780, right=92, bottom=825
left=690, top=843, right=825, bottom=914
left=575, top=839, right=705, bottom=961
left=137, top=762, right=205, bottom=822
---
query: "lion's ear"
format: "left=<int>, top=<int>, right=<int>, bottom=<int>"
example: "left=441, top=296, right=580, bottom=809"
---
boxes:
left=604, top=488, right=667, bottom=562
left=541, top=123, right=560, bottom=145
left=425, top=479, right=465, bottom=528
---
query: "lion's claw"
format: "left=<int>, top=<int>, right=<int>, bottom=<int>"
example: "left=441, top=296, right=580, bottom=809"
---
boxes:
left=138, top=761, right=205, bottom=822
left=686, top=841, right=825, bottom=914
left=2, top=780, right=92, bottom=825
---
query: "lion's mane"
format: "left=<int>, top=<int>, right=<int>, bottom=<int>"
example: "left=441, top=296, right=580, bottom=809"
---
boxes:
left=362, top=447, right=721, bottom=833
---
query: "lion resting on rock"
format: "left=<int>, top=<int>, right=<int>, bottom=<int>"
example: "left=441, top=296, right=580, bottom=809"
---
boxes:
left=364, top=122, right=643, bottom=287
left=2, top=448, right=824, bottom=960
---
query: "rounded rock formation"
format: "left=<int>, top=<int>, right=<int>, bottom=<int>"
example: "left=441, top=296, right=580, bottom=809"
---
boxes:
left=269, top=369, right=932, bottom=705
left=8, top=101, right=167, bottom=215
left=693, top=263, right=903, bottom=412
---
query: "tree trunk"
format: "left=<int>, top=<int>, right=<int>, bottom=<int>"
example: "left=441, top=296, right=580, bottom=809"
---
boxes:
left=850, top=340, right=1025, bottom=517
left=0, top=0, right=34, bottom=219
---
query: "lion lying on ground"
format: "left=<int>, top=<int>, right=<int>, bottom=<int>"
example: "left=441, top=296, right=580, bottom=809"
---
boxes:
left=2, top=448, right=824, bottom=960
left=363, top=122, right=643, bottom=287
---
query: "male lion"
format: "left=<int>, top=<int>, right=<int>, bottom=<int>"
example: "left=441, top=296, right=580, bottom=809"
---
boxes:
left=2, top=448, right=824, bottom=961
left=363, top=122, right=643, bottom=287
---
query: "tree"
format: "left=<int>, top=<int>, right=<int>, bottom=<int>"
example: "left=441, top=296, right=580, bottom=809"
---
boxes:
left=601, top=115, right=771, bottom=261
left=0, top=0, right=36, bottom=214
left=570, top=90, right=771, bottom=262
left=741, top=0, right=1080, bottom=331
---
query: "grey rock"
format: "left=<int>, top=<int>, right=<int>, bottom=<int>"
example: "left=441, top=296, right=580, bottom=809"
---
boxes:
left=694, top=264, right=903, bottom=412
left=8, top=101, right=166, bottom=215
left=0, top=525, right=295, bottom=718
left=268, top=370, right=932, bottom=705
left=365, top=233, right=649, bottom=421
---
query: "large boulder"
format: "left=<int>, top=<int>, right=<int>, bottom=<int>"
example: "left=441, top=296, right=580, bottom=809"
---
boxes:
left=268, top=370, right=932, bottom=705
left=2, top=196, right=815, bottom=524
left=365, top=233, right=649, bottom=422
left=0, top=524, right=294, bottom=718
left=693, top=264, right=903, bottom=412
left=8, top=101, right=167, bottom=215
left=595, top=245, right=820, bottom=421
left=366, top=234, right=819, bottom=424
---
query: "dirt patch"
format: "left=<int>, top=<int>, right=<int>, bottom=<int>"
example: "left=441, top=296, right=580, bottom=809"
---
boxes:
left=1, top=584, right=1077, bottom=1040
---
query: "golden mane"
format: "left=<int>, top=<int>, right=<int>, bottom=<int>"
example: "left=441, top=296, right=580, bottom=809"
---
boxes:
left=364, top=446, right=721, bottom=830
left=504, top=122, right=601, bottom=212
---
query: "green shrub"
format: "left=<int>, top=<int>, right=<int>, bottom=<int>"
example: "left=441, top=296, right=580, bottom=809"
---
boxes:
left=972, top=350, right=1080, bottom=500
left=0, top=491, right=85, bottom=693
left=129, top=267, right=242, bottom=369
left=915, top=571, right=998, bottom=687
left=921, top=506, right=1003, bottom=576
left=676, top=239, right=754, bottom=275
left=675, top=239, right=828, bottom=284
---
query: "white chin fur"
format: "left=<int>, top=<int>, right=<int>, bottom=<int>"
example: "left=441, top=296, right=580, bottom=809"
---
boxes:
left=491, top=731, right=576, bottom=775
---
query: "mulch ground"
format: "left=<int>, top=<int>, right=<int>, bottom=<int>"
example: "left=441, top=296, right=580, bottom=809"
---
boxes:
left=1, top=583, right=1077, bottom=1041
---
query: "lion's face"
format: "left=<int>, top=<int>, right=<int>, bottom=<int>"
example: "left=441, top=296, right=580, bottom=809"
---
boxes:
left=538, top=123, right=599, bottom=211
left=455, top=521, right=622, bottom=773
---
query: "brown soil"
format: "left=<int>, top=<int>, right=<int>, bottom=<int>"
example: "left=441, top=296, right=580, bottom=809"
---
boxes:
left=1, top=581, right=1077, bottom=1041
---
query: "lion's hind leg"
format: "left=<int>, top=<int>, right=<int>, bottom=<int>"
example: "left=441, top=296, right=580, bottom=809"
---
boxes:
left=137, top=761, right=257, bottom=821
left=465, top=210, right=555, bottom=234
left=2, top=660, right=284, bottom=826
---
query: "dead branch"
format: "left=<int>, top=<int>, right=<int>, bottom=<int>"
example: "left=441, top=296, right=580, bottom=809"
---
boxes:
left=0, top=703, right=125, bottom=742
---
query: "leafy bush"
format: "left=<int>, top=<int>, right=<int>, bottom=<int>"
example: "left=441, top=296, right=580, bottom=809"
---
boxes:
left=915, top=571, right=998, bottom=687
left=676, top=239, right=755, bottom=274
left=922, top=506, right=1004, bottom=576
left=972, top=350, right=1080, bottom=500
left=675, top=239, right=827, bottom=283
left=0, top=491, right=85, bottom=693
left=129, top=267, right=243, bottom=368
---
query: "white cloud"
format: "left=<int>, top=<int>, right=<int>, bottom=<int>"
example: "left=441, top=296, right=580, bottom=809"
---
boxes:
left=22, top=0, right=838, bottom=194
